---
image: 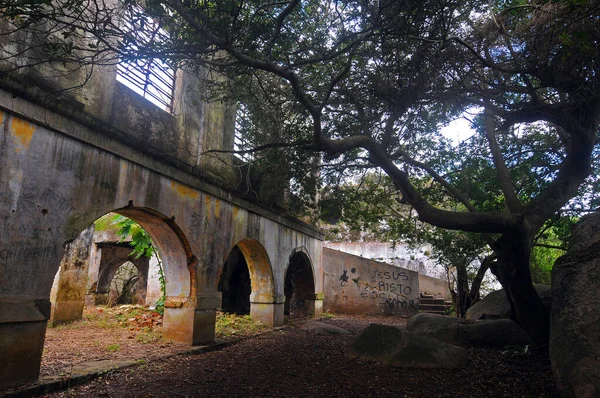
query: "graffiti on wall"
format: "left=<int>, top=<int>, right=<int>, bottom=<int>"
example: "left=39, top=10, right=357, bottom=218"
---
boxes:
left=339, top=267, right=416, bottom=310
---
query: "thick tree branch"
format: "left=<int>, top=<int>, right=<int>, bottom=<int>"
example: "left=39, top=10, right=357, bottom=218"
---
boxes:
left=483, top=111, right=522, bottom=212
left=265, top=0, right=300, bottom=59
left=315, top=134, right=522, bottom=233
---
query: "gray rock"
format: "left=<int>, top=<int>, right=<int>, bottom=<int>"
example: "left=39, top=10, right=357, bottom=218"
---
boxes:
left=462, top=319, right=530, bottom=348
left=407, top=313, right=471, bottom=346
left=347, top=323, right=469, bottom=369
left=550, top=213, right=600, bottom=398
left=465, top=284, right=551, bottom=321
left=407, top=313, right=530, bottom=348
left=299, top=320, right=349, bottom=335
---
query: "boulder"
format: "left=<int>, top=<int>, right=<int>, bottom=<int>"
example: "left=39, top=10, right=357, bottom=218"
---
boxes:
left=461, top=319, right=530, bottom=348
left=347, top=323, right=469, bottom=369
left=550, top=213, right=600, bottom=398
left=407, top=313, right=530, bottom=348
left=299, top=320, right=349, bottom=335
left=407, top=313, right=470, bottom=346
left=465, top=284, right=551, bottom=321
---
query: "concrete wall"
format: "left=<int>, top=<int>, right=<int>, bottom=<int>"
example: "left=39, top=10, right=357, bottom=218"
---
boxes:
left=324, top=241, right=446, bottom=279
left=323, top=248, right=419, bottom=316
left=49, top=225, right=95, bottom=325
left=0, top=103, right=323, bottom=388
left=418, top=274, right=451, bottom=299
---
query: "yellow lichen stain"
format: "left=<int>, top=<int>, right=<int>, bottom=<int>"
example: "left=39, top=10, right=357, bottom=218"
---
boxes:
left=11, top=117, right=35, bottom=152
left=204, top=196, right=212, bottom=219
left=233, top=206, right=239, bottom=218
left=214, top=199, right=221, bottom=218
left=171, top=181, right=199, bottom=200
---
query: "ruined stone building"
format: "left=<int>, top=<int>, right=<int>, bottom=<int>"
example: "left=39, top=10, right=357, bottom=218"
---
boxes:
left=0, top=6, right=324, bottom=388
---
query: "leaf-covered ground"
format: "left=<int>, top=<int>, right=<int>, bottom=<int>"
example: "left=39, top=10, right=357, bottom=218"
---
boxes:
left=42, top=313, right=559, bottom=397
left=41, top=306, right=267, bottom=378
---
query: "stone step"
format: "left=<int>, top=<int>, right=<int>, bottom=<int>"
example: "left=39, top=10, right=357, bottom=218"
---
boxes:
left=419, top=298, right=446, bottom=305
left=420, top=293, right=434, bottom=299
left=419, top=304, right=446, bottom=311
left=419, top=309, right=446, bottom=315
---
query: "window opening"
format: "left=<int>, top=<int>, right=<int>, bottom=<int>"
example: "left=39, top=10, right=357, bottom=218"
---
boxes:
left=234, top=102, right=255, bottom=161
left=116, top=7, right=175, bottom=112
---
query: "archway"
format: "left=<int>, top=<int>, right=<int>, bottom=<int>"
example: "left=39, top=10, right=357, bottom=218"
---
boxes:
left=218, top=239, right=279, bottom=326
left=218, top=246, right=251, bottom=314
left=93, top=242, right=151, bottom=306
left=44, top=206, right=197, bottom=380
left=284, top=249, right=316, bottom=319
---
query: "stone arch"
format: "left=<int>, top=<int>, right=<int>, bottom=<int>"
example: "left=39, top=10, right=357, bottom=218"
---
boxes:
left=115, top=206, right=194, bottom=298
left=284, top=247, right=317, bottom=318
left=48, top=205, right=197, bottom=344
left=218, top=238, right=279, bottom=325
left=94, top=244, right=150, bottom=306
left=218, top=246, right=251, bottom=314
left=231, top=238, right=275, bottom=299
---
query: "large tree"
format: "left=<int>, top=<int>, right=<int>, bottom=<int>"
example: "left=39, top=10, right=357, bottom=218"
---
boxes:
left=1, top=0, right=600, bottom=345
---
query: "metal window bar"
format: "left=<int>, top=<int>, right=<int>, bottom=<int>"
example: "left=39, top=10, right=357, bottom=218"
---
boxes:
left=234, top=104, right=255, bottom=161
left=116, top=8, right=175, bottom=112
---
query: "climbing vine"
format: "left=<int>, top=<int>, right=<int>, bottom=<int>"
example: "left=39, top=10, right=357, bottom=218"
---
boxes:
left=109, top=215, right=166, bottom=314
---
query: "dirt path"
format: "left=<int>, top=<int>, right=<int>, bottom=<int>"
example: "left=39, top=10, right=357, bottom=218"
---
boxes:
left=43, top=314, right=558, bottom=398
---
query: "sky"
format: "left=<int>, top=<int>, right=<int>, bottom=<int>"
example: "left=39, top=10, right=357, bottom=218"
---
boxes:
left=440, top=113, right=477, bottom=145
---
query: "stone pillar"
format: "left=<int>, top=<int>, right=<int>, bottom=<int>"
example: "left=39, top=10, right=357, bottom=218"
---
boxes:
left=308, top=293, right=324, bottom=318
left=250, top=293, right=285, bottom=327
left=0, top=296, right=49, bottom=389
left=49, top=226, right=94, bottom=325
left=162, top=295, right=219, bottom=345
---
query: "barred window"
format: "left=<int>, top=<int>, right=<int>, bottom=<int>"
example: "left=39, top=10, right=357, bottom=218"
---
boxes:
left=234, top=103, right=255, bottom=161
left=116, top=8, right=175, bottom=112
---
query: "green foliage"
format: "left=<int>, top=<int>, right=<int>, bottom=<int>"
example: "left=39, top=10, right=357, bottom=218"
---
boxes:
left=215, top=313, right=267, bottom=338
left=105, top=343, right=121, bottom=352
left=109, top=215, right=166, bottom=312
left=112, top=215, right=155, bottom=259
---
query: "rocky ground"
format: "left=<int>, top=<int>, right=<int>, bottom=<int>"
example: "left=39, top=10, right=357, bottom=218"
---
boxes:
left=38, top=312, right=558, bottom=398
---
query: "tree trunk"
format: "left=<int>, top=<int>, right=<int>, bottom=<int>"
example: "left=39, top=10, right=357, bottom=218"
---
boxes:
left=468, top=255, right=494, bottom=304
left=493, top=231, right=550, bottom=347
left=455, top=264, right=471, bottom=318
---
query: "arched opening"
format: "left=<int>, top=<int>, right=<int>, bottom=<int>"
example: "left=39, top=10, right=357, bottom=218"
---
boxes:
left=106, top=261, right=142, bottom=305
left=44, top=207, right=194, bottom=379
left=217, top=239, right=279, bottom=326
left=284, top=250, right=316, bottom=319
left=92, top=242, right=151, bottom=307
left=218, top=246, right=251, bottom=314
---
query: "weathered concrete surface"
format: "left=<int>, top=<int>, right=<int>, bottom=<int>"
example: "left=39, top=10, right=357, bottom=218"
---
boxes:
left=418, top=274, right=451, bottom=299
left=347, top=324, right=469, bottom=369
left=551, top=214, right=600, bottom=398
left=323, top=248, right=419, bottom=316
left=49, top=225, right=95, bottom=325
left=0, top=105, right=324, bottom=388
left=0, top=296, right=49, bottom=389
left=465, top=284, right=551, bottom=321
left=324, top=241, right=446, bottom=279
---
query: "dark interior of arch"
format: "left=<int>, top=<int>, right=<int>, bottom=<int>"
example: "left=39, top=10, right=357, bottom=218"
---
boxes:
left=284, top=252, right=315, bottom=318
left=218, top=246, right=251, bottom=314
